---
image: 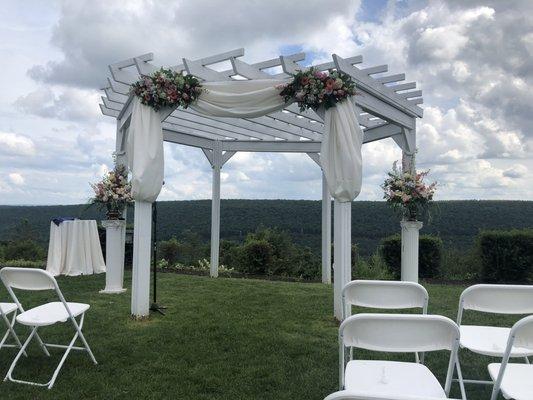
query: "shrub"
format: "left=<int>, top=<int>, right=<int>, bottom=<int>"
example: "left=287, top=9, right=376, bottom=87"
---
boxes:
left=353, top=252, right=393, bottom=280
left=440, top=248, right=481, bottom=281
left=380, top=234, right=442, bottom=279
left=158, top=237, right=180, bottom=264
left=236, top=239, right=273, bottom=275
left=4, top=240, right=46, bottom=261
left=478, top=229, right=533, bottom=283
left=380, top=235, right=402, bottom=279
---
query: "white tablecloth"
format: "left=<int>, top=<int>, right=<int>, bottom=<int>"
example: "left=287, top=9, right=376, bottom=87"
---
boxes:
left=46, top=220, right=106, bottom=276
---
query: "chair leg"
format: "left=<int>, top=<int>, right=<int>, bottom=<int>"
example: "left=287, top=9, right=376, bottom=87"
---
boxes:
left=455, top=356, right=467, bottom=400
left=47, top=325, right=80, bottom=389
left=0, top=312, right=27, bottom=356
left=70, top=313, right=97, bottom=365
left=4, top=326, right=38, bottom=384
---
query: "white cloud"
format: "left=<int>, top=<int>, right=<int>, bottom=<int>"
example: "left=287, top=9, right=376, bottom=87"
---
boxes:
left=0, top=131, right=36, bottom=156
left=8, top=172, right=25, bottom=186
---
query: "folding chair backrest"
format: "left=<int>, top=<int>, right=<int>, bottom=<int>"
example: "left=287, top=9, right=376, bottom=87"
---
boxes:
left=0, top=268, right=56, bottom=291
left=324, top=392, right=447, bottom=400
left=510, top=315, right=533, bottom=349
left=340, top=314, right=459, bottom=353
left=343, top=280, right=428, bottom=311
left=458, top=284, right=533, bottom=322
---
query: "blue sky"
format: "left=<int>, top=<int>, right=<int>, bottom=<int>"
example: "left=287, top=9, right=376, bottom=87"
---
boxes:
left=0, top=0, right=531, bottom=205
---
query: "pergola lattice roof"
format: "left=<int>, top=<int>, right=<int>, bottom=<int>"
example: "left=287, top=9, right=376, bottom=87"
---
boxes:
left=99, top=48, right=423, bottom=156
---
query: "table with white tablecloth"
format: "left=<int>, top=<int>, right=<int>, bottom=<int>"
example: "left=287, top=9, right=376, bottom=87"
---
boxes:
left=46, top=220, right=106, bottom=276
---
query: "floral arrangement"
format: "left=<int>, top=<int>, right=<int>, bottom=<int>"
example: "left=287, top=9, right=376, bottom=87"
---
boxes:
left=278, top=67, right=356, bottom=112
left=382, top=161, right=437, bottom=221
left=89, top=165, right=132, bottom=219
left=131, top=68, right=203, bottom=111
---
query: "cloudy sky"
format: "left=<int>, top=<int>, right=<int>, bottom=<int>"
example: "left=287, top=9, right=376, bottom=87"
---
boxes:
left=0, top=0, right=531, bottom=205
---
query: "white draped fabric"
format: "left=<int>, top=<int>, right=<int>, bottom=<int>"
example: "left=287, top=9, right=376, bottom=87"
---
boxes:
left=127, top=98, right=164, bottom=202
left=126, top=80, right=363, bottom=203
left=320, top=100, right=363, bottom=202
left=191, top=79, right=288, bottom=118
left=46, top=220, right=106, bottom=276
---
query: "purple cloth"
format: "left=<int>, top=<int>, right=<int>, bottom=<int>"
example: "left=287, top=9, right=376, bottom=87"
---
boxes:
left=52, top=217, right=76, bottom=226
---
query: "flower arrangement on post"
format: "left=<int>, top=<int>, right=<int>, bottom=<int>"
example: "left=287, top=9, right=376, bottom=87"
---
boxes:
left=277, top=67, right=356, bottom=112
left=89, top=165, right=133, bottom=220
left=131, top=68, right=203, bottom=111
left=382, top=161, right=437, bottom=221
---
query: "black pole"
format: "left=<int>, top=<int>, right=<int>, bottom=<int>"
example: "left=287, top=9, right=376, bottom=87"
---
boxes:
left=150, top=201, right=166, bottom=315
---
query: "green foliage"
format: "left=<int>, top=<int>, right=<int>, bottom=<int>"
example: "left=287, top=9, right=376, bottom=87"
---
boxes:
left=238, top=239, right=274, bottom=275
left=353, top=252, right=393, bottom=280
left=380, top=235, right=402, bottom=279
left=380, top=234, right=442, bottom=279
left=1, top=201, right=533, bottom=257
left=440, top=248, right=481, bottom=281
left=157, top=231, right=209, bottom=267
left=478, top=229, right=533, bottom=283
left=0, top=259, right=45, bottom=268
left=3, top=240, right=46, bottom=261
left=158, top=237, right=180, bottom=265
left=230, top=227, right=321, bottom=279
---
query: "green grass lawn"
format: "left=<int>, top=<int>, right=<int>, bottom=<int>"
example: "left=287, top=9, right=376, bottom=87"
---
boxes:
left=0, top=272, right=522, bottom=399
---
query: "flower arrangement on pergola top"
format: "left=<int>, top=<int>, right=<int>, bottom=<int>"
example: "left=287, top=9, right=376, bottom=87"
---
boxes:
left=130, top=67, right=356, bottom=112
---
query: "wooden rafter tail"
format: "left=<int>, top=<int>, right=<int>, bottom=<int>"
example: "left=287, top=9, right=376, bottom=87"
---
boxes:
left=333, top=54, right=423, bottom=118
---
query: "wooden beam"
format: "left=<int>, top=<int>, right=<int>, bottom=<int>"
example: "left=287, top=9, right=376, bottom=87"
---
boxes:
left=334, top=54, right=423, bottom=118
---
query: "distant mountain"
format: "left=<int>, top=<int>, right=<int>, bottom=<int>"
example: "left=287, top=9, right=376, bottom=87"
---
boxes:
left=1, top=200, right=532, bottom=255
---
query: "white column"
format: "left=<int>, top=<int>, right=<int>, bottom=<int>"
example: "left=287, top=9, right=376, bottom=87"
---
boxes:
left=333, top=200, right=352, bottom=320
left=210, top=141, right=222, bottom=278
left=321, top=173, right=332, bottom=284
left=100, top=220, right=127, bottom=294
left=131, top=201, right=152, bottom=318
left=401, top=220, right=423, bottom=282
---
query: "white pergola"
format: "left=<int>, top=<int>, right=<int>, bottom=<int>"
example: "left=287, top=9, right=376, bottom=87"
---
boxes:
left=99, top=48, right=423, bottom=319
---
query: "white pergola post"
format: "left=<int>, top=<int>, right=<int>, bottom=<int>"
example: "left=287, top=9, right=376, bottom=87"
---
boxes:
left=131, top=201, right=152, bottom=318
left=210, top=141, right=222, bottom=278
left=333, top=200, right=351, bottom=320
left=321, top=173, right=332, bottom=284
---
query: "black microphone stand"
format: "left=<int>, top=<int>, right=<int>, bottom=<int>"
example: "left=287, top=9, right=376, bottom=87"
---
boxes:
left=150, top=201, right=166, bottom=315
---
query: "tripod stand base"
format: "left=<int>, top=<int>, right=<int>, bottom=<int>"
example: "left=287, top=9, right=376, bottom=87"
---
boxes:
left=150, top=303, right=167, bottom=315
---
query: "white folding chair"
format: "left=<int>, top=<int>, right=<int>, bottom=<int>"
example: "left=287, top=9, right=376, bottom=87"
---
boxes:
left=456, top=284, right=533, bottom=389
left=342, top=280, right=429, bottom=363
left=0, top=300, right=25, bottom=353
left=338, top=314, right=466, bottom=400
left=0, top=267, right=97, bottom=389
left=488, top=315, right=533, bottom=400
left=324, top=391, right=462, bottom=400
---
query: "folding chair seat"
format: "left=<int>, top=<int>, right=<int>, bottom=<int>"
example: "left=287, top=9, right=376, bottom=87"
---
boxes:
left=456, top=284, right=533, bottom=389
left=0, top=301, right=24, bottom=351
left=488, top=315, right=533, bottom=400
left=0, top=267, right=97, bottom=389
left=338, top=314, right=466, bottom=400
left=342, top=280, right=429, bottom=363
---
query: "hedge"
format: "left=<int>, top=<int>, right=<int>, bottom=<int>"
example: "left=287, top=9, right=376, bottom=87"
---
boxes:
left=478, top=229, right=533, bottom=283
left=380, top=234, right=443, bottom=279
